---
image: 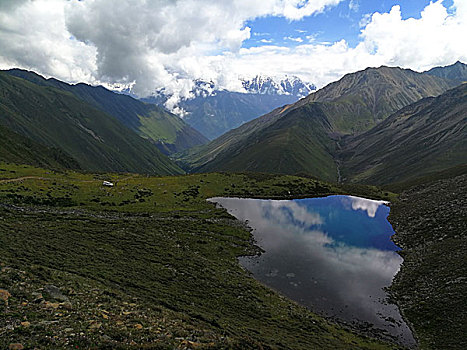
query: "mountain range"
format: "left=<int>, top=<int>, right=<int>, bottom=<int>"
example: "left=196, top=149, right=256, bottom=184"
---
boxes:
left=143, top=76, right=315, bottom=139
left=1, top=62, right=465, bottom=185
left=0, top=71, right=184, bottom=175
left=241, top=75, right=316, bottom=97
left=5, top=69, right=208, bottom=155
left=176, top=62, right=466, bottom=184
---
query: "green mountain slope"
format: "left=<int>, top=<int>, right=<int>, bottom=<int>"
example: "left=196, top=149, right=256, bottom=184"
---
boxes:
left=425, top=60, right=467, bottom=83
left=179, top=103, right=337, bottom=180
left=302, top=65, right=457, bottom=133
left=0, top=124, right=80, bottom=170
left=0, top=72, right=183, bottom=175
left=178, top=65, right=458, bottom=180
left=340, top=84, right=467, bottom=185
left=5, top=69, right=208, bottom=154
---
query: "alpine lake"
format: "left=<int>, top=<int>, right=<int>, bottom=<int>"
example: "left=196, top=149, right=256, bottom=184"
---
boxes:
left=209, top=195, right=416, bottom=347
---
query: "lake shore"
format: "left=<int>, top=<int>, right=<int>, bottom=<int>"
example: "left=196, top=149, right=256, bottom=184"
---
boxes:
left=389, top=173, right=467, bottom=349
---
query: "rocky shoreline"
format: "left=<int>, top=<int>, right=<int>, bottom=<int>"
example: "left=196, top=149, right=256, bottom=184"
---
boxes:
left=389, top=174, right=467, bottom=349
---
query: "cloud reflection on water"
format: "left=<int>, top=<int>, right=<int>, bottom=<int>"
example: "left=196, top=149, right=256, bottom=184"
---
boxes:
left=209, top=196, right=415, bottom=346
left=346, top=196, right=389, bottom=218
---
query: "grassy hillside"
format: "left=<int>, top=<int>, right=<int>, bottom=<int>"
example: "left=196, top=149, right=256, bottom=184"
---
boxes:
left=0, top=162, right=397, bottom=349
left=340, top=84, right=467, bottom=185
left=176, top=102, right=338, bottom=181
left=5, top=69, right=208, bottom=154
left=175, top=105, right=287, bottom=169
left=197, top=104, right=336, bottom=180
left=0, top=124, right=80, bottom=170
left=303, top=66, right=457, bottom=133
left=0, top=72, right=183, bottom=175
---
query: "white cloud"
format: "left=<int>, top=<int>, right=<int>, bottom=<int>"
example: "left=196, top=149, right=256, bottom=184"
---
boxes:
left=284, top=36, right=304, bottom=42
left=220, top=0, right=467, bottom=90
left=0, top=0, right=465, bottom=110
left=359, top=1, right=467, bottom=70
left=349, top=0, right=359, bottom=12
left=268, top=200, right=324, bottom=227
left=0, top=0, right=97, bottom=83
left=0, top=0, right=346, bottom=96
left=359, top=13, right=372, bottom=28
left=274, top=0, right=344, bottom=20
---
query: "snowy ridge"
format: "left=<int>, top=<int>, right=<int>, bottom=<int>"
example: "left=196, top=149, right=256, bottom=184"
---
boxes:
left=241, top=75, right=316, bottom=97
left=150, top=76, right=315, bottom=103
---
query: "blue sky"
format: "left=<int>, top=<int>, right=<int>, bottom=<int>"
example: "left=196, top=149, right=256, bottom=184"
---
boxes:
left=244, top=0, right=455, bottom=48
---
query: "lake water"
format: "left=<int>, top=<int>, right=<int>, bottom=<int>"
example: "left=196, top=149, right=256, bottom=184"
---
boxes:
left=209, top=195, right=416, bottom=347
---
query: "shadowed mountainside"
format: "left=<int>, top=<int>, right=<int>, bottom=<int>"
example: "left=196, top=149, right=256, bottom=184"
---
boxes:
left=424, top=60, right=467, bottom=83
left=340, top=84, right=467, bottom=185
left=5, top=69, right=208, bottom=154
left=0, top=124, right=80, bottom=170
left=389, top=170, right=467, bottom=350
left=0, top=72, right=183, bottom=175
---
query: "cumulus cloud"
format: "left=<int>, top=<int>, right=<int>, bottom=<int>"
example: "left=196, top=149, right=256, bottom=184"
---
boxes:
left=360, top=1, right=467, bottom=69
left=0, top=0, right=465, bottom=109
left=0, top=0, right=97, bottom=83
left=268, top=200, right=324, bottom=227
left=0, top=0, right=29, bottom=11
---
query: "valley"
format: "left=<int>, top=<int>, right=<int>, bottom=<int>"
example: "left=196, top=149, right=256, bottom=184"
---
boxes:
left=144, top=76, right=315, bottom=140
left=0, top=61, right=465, bottom=349
left=177, top=63, right=466, bottom=186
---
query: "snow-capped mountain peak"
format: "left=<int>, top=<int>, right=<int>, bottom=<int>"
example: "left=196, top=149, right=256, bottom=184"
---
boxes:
left=241, top=75, right=316, bottom=97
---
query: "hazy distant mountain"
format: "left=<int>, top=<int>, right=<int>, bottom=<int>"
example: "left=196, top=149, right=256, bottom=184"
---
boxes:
left=425, top=61, right=467, bottom=83
left=143, top=76, right=316, bottom=140
left=176, top=65, right=459, bottom=182
left=0, top=72, right=183, bottom=175
left=5, top=69, right=207, bottom=155
left=340, top=83, right=467, bottom=185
